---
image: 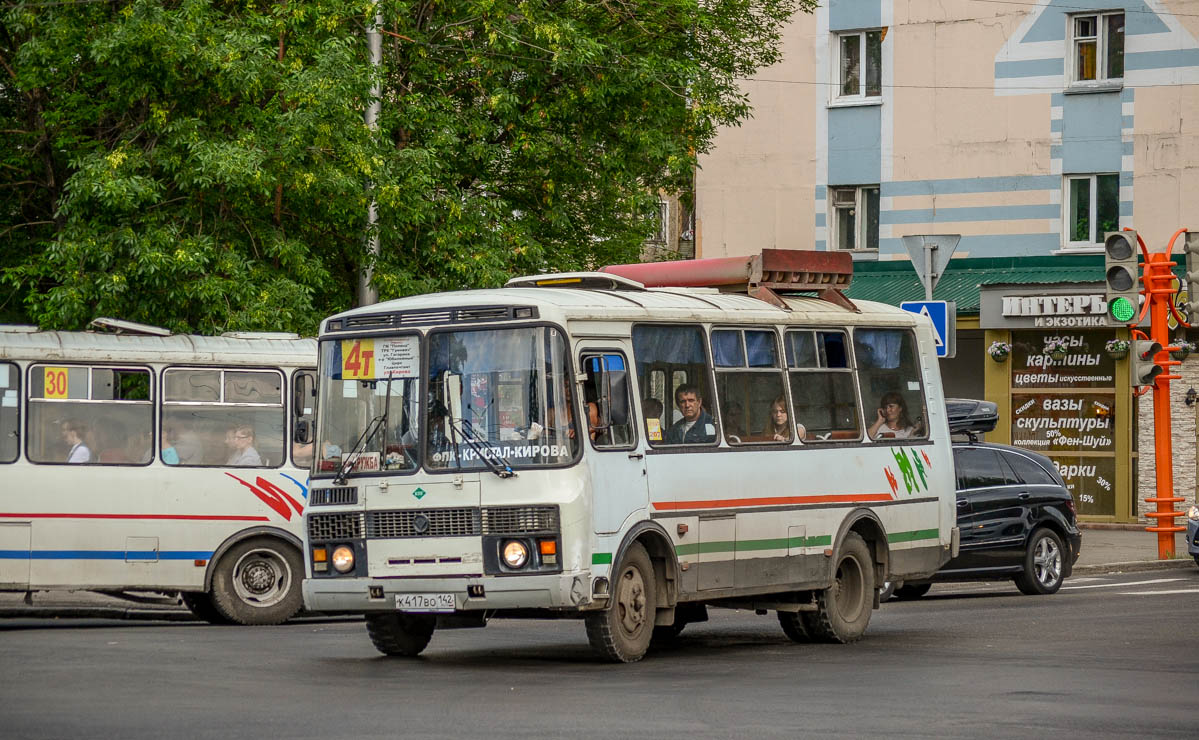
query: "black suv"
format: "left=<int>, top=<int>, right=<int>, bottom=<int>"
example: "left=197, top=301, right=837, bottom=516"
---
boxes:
left=888, top=400, right=1083, bottom=600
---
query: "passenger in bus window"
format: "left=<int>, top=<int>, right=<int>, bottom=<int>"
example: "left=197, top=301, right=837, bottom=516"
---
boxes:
left=869, top=392, right=918, bottom=440
left=225, top=424, right=263, bottom=466
left=764, top=396, right=804, bottom=442
left=162, top=422, right=203, bottom=465
left=665, top=384, right=715, bottom=444
left=61, top=419, right=91, bottom=463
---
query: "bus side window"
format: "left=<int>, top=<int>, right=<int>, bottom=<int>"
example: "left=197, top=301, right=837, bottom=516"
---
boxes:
left=712, top=328, right=790, bottom=445
left=785, top=330, right=861, bottom=442
left=632, top=325, right=718, bottom=446
left=162, top=367, right=284, bottom=468
left=0, top=362, right=18, bottom=463
left=854, top=328, right=928, bottom=442
left=582, top=353, right=634, bottom=449
left=27, top=365, right=153, bottom=465
left=291, top=370, right=317, bottom=468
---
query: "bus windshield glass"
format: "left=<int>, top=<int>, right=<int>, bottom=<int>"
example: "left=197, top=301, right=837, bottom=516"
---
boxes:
left=316, top=335, right=421, bottom=476
left=427, top=325, right=577, bottom=472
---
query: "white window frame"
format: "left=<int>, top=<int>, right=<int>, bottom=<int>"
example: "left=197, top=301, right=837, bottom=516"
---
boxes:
left=651, top=199, right=669, bottom=243
left=1067, top=11, right=1124, bottom=88
left=833, top=29, right=884, bottom=104
left=1063, top=173, right=1119, bottom=248
left=830, top=186, right=880, bottom=252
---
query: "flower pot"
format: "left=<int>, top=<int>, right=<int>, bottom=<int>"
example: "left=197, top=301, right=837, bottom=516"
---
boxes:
left=990, top=352, right=1009, bottom=363
left=1172, top=349, right=1190, bottom=362
left=1107, top=349, right=1128, bottom=360
left=1049, top=349, right=1067, bottom=361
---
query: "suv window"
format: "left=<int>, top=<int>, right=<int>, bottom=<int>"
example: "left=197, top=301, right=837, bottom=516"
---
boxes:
left=1000, top=450, right=1056, bottom=485
left=953, top=447, right=1010, bottom=490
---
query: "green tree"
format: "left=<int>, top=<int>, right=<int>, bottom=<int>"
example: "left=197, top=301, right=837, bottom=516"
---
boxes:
left=2, top=0, right=807, bottom=334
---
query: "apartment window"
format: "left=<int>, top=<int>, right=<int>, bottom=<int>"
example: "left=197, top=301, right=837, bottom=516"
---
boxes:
left=837, top=29, right=883, bottom=99
left=650, top=200, right=668, bottom=243
left=831, top=186, right=880, bottom=251
left=1070, top=12, right=1124, bottom=85
left=1065, top=174, right=1119, bottom=246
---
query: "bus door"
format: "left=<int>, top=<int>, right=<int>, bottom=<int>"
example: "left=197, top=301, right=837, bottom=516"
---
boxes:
left=578, top=349, right=646, bottom=535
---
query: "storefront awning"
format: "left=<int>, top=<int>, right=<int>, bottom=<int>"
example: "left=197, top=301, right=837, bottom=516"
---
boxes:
left=838, top=254, right=1168, bottom=313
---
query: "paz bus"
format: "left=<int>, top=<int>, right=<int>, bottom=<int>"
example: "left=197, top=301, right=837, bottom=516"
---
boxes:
left=302, top=250, right=959, bottom=661
left=0, top=319, right=316, bottom=625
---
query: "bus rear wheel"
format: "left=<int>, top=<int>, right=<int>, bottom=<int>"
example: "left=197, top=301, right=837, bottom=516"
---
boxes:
left=802, top=532, right=875, bottom=643
left=586, top=542, right=656, bottom=663
left=181, top=591, right=232, bottom=625
left=210, top=537, right=303, bottom=625
left=365, top=613, right=437, bottom=656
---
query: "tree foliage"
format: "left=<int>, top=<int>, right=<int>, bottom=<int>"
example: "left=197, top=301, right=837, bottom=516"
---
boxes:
left=1, top=0, right=807, bottom=334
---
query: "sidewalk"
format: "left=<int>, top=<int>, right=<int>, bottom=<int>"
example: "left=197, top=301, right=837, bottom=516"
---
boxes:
left=1, top=524, right=1194, bottom=620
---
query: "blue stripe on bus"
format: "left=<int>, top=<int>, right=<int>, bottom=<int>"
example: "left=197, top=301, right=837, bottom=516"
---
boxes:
left=278, top=472, right=309, bottom=499
left=0, top=550, right=215, bottom=560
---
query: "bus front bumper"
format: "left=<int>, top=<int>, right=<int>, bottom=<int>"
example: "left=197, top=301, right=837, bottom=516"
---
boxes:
left=302, top=572, right=596, bottom=614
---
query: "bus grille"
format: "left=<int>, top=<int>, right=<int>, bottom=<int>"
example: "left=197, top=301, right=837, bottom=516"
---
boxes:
left=307, top=512, right=365, bottom=542
left=309, top=487, right=358, bottom=506
left=367, top=508, right=481, bottom=538
left=481, top=506, right=560, bottom=534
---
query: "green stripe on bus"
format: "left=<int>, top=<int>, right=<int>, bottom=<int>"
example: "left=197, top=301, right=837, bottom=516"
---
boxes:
left=675, top=534, right=832, bottom=557
left=887, top=529, right=940, bottom=544
left=592, top=552, right=613, bottom=565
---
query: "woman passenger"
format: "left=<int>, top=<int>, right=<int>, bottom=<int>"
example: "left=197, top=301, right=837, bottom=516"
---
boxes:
left=764, top=397, right=804, bottom=442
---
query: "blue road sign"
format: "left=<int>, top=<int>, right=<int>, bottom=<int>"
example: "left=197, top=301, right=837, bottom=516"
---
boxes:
left=900, top=300, right=955, bottom=358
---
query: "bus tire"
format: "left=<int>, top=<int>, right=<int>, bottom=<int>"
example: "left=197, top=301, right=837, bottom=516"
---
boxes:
left=585, top=542, right=656, bottom=663
left=364, top=613, right=436, bottom=657
left=893, top=582, right=931, bottom=600
left=181, top=591, right=232, bottom=625
left=777, top=610, right=811, bottom=643
left=803, top=532, right=874, bottom=643
left=210, top=536, right=303, bottom=626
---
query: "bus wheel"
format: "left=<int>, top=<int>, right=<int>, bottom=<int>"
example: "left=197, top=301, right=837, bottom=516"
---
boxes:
left=210, top=537, right=303, bottom=625
left=365, top=613, right=437, bottom=657
left=585, top=542, right=656, bottom=663
left=181, top=592, right=231, bottom=625
left=777, top=609, right=811, bottom=643
left=803, top=532, right=874, bottom=643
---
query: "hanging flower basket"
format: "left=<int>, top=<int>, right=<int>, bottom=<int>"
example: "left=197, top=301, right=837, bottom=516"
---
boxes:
left=988, top=341, right=1012, bottom=363
left=1172, top=340, right=1195, bottom=362
left=1105, top=339, right=1129, bottom=360
left=1044, top=337, right=1069, bottom=362
left=1050, top=348, right=1067, bottom=361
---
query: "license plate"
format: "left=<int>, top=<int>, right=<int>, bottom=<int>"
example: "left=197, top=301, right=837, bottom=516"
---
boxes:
left=395, top=593, right=455, bottom=613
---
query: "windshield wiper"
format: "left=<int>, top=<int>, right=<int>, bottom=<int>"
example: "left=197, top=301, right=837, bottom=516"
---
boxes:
left=444, top=412, right=515, bottom=479
left=334, top=378, right=394, bottom=484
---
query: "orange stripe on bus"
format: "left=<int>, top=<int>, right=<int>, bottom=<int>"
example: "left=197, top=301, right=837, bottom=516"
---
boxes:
left=651, top=493, right=894, bottom=511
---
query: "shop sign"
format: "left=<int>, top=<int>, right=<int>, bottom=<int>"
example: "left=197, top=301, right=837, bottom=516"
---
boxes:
left=979, top=285, right=1123, bottom=329
left=1011, top=393, right=1114, bottom=452
left=1010, top=332, right=1115, bottom=389
left=1050, top=456, right=1116, bottom=517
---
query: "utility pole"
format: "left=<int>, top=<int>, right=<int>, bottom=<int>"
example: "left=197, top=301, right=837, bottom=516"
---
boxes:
left=358, top=4, right=383, bottom=307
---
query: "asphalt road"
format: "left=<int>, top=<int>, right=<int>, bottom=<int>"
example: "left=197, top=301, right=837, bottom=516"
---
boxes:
left=2, top=570, right=1196, bottom=740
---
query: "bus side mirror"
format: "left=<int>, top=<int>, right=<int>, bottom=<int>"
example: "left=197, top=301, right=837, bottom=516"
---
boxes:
left=294, top=419, right=313, bottom=445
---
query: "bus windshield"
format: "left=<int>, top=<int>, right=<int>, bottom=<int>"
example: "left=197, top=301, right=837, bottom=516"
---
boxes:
left=316, top=336, right=421, bottom=476
left=427, top=325, right=577, bottom=472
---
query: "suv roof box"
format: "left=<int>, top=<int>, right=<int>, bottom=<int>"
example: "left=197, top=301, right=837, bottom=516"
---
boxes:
left=946, top=398, right=998, bottom=435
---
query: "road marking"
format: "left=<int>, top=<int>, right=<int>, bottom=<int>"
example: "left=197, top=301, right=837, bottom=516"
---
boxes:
left=1062, top=578, right=1182, bottom=590
left=1115, top=588, right=1199, bottom=595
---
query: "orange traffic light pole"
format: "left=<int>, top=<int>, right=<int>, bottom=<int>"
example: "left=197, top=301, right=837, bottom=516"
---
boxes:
left=1133, top=229, right=1188, bottom=559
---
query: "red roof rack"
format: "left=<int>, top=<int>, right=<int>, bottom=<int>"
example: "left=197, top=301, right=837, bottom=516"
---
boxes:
left=599, top=249, right=857, bottom=311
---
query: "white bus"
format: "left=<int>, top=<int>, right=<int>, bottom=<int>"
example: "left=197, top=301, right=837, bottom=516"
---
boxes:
left=302, top=251, right=959, bottom=661
left=0, top=320, right=317, bottom=625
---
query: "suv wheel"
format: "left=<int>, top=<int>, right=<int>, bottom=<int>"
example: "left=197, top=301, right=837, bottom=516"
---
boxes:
left=1014, top=528, right=1065, bottom=595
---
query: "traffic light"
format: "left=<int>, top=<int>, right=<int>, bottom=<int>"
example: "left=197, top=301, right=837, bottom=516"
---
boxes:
left=1104, top=231, right=1140, bottom=324
left=1131, top=339, right=1163, bottom=386
left=1184, top=232, right=1199, bottom=319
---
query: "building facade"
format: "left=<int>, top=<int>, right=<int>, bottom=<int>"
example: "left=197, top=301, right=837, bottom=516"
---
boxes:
left=695, top=1, right=1199, bottom=524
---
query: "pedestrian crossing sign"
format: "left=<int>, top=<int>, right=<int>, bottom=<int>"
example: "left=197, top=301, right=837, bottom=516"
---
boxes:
left=900, top=301, right=955, bottom=358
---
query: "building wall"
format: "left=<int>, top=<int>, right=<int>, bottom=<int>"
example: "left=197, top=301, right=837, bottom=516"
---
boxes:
left=696, top=0, right=1199, bottom=261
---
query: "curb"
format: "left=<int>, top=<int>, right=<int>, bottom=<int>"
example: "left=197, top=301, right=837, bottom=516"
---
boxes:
left=1073, top=558, right=1195, bottom=575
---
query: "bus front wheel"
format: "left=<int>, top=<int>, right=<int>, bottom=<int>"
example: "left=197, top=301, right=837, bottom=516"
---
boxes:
left=210, top=537, right=303, bottom=625
left=802, top=532, right=874, bottom=643
left=181, top=591, right=232, bottom=625
left=365, top=613, right=436, bottom=657
left=585, top=542, right=656, bottom=663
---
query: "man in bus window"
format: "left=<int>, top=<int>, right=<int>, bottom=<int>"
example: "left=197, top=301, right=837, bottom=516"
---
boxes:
left=225, top=424, right=263, bottom=466
left=62, top=419, right=91, bottom=463
left=665, top=384, right=716, bottom=444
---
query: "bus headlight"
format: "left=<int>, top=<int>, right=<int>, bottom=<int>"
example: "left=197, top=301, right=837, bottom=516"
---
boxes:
left=501, top=540, right=530, bottom=569
left=331, top=545, right=355, bottom=573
